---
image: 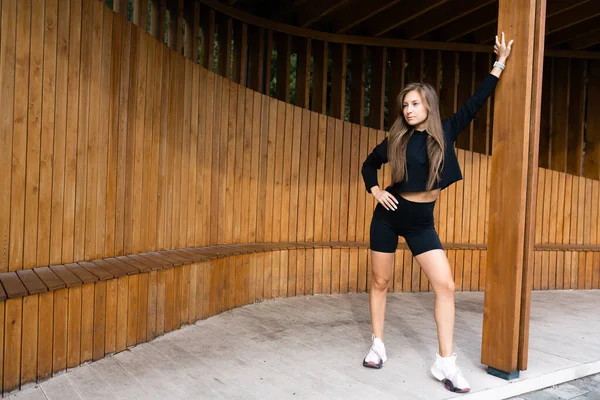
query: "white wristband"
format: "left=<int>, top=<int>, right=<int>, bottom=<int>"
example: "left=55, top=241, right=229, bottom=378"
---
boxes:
left=493, top=61, right=505, bottom=70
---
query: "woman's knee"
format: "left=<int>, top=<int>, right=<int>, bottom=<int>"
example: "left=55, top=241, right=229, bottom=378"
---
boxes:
left=371, top=273, right=390, bottom=292
left=435, top=278, right=455, bottom=296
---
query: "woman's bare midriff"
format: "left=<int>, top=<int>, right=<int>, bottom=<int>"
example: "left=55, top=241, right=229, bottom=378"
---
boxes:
left=399, top=189, right=441, bottom=203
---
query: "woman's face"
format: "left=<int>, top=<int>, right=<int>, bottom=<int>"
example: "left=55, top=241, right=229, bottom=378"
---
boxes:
left=402, top=90, right=428, bottom=131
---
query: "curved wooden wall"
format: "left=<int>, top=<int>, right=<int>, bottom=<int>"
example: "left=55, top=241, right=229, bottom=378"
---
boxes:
left=0, top=0, right=599, bottom=394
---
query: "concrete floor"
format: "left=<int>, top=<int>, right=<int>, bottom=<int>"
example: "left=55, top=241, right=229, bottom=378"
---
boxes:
left=9, top=290, right=600, bottom=400
left=509, top=374, right=600, bottom=399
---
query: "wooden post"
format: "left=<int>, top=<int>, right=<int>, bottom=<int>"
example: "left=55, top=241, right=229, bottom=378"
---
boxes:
left=330, top=43, right=347, bottom=120
left=482, top=0, right=546, bottom=379
left=295, top=37, right=311, bottom=109
left=349, top=45, right=366, bottom=125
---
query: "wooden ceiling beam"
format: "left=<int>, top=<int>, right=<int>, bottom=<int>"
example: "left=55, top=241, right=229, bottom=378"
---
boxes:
left=384, top=0, right=496, bottom=39
left=545, top=0, right=600, bottom=34
left=437, top=3, right=498, bottom=42
left=294, top=0, right=351, bottom=27
left=329, top=0, right=404, bottom=33
left=545, top=15, right=600, bottom=47
left=470, top=0, right=594, bottom=44
left=545, top=0, right=593, bottom=17
left=569, top=28, right=600, bottom=50
left=356, top=0, right=449, bottom=37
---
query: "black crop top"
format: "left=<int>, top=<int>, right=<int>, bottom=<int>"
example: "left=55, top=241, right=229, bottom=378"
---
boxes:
left=362, top=73, right=499, bottom=194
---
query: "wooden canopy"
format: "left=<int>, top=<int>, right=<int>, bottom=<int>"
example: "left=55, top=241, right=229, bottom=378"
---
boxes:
left=222, top=0, right=600, bottom=51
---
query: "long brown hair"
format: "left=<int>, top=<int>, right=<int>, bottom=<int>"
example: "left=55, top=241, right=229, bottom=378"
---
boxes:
left=388, top=83, right=444, bottom=190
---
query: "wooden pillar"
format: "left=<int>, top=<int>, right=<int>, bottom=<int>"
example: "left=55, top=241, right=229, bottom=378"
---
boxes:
left=387, top=48, right=405, bottom=125
left=113, top=0, right=128, bottom=18
left=232, top=22, right=248, bottom=85
left=295, top=37, right=311, bottom=109
left=247, top=26, right=265, bottom=93
left=274, top=33, right=291, bottom=102
left=349, top=45, right=366, bottom=125
left=330, top=43, right=347, bottom=120
left=200, top=8, right=215, bottom=70
left=369, top=47, right=386, bottom=130
left=482, top=0, right=546, bottom=378
left=311, top=40, right=328, bottom=114
left=183, top=2, right=194, bottom=59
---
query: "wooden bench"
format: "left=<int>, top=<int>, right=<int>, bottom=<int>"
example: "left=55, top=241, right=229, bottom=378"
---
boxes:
left=0, top=241, right=372, bottom=394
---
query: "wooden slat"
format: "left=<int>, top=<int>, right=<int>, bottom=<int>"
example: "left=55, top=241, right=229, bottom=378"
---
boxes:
left=117, top=255, right=152, bottom=273
left=4, top=298, right=22, bottom=392
left=105, top=278, right=118, bottom=354
left=147, top=270, right=158, bottom=340
left=37, top=291, right=53, bottom=380
left=0, top=0, right=18, bottom=267
left=127, top=274, right=139, bottom=346
left=80, top=282, right=94, bottom=363
left=91, top=259, right=126, bottom=279
left=113, top=15, right=131, bottom=257
left=104, top=257, right=139, bottom=275
left=34, top=266, right=66, bottom=291
left=115, top=276, right=128, bottom=352
left=0, top=272, right=29, bottom=298
left=73, top=0, right=92, bottom=262
left=239, top=88, right=254, bottom=243
left=46, top=2, right=71, bottom=264
left=20, top=0, right=43, bottom=269
left=137, top=272, right=149, bottom=343
left=36, top=0, right=59, bottom=265
left=139, top=37, right=156, bottom=252
left=78, top=261, right=113, bottom=281
left=132, top=28, right=148, bottom=254
left=128, top=254, right=162, bottom=272
left=92, top=280, right=106, bottom=361
left=64, top=263, right=98, bottom=284
left=52, top=288, right=68, bottom=374
left=178, top=59, right=192, bottom=248
left=187, top=63, right=200, bottom=247
left=20, top=294, right=37, bottom=387
left=194, top=68, right=208, bottom=246
left=16, top=269, right=47, bottom=295
left=66, top=286, right=81, bottom=368
left=123, top=22, right=139, bottom=254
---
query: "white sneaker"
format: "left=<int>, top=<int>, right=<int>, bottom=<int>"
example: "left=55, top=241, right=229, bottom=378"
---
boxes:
left=430, top=353, right=471, bottom=393
left=362, top=334, right=387, bottom=369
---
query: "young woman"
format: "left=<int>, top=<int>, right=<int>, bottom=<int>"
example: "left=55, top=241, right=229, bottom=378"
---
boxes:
left=360, top=33, right=513, bottom=393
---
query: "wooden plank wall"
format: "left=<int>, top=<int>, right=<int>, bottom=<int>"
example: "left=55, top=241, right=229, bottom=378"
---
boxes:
left=0, top=0, right=598, bottom=292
